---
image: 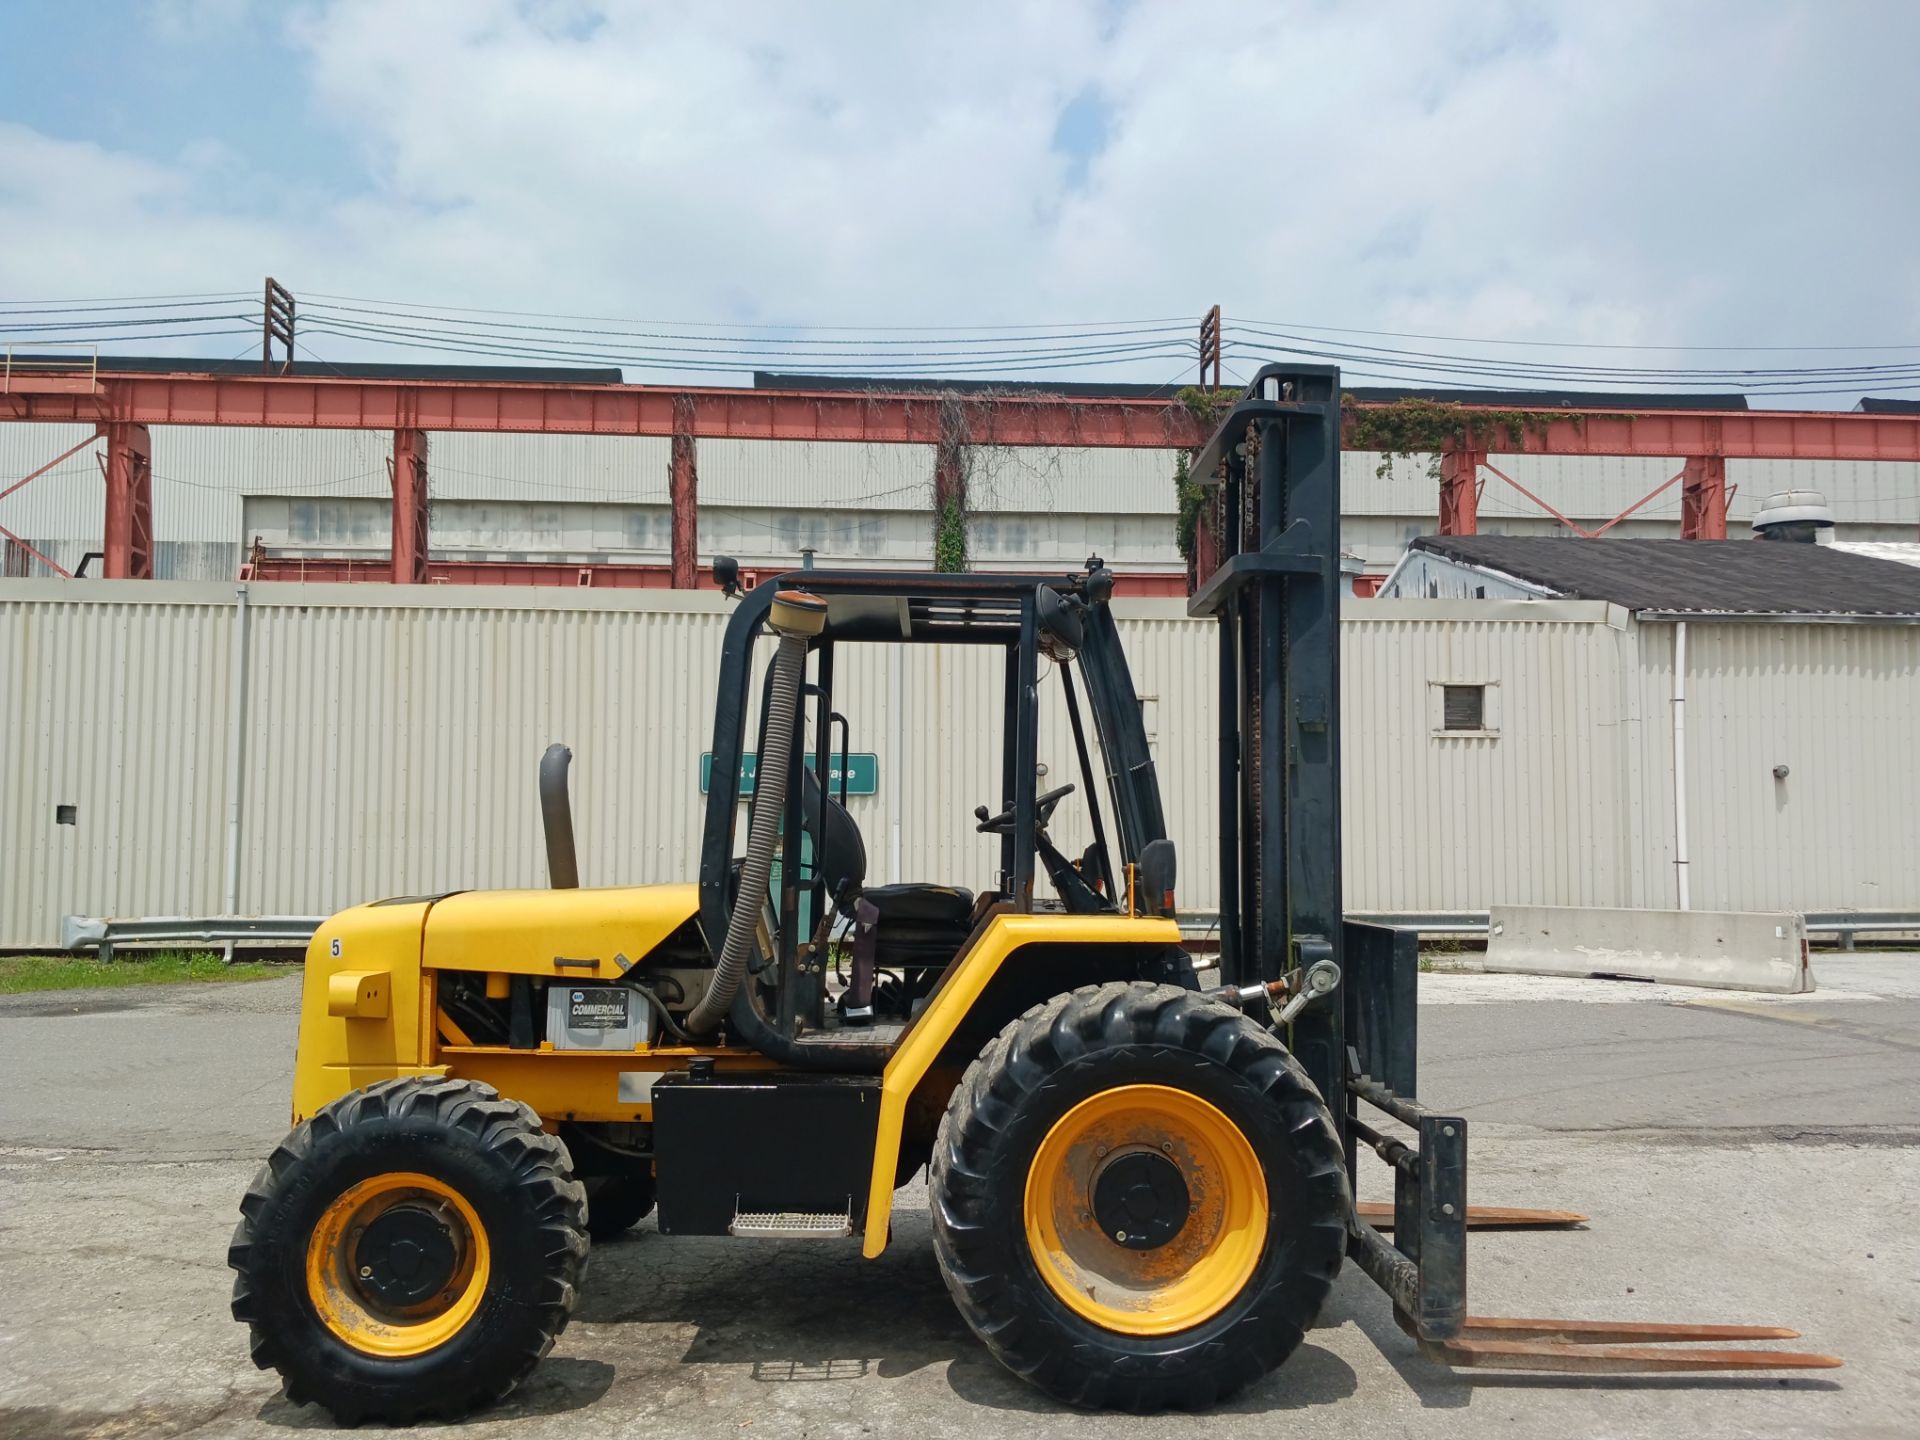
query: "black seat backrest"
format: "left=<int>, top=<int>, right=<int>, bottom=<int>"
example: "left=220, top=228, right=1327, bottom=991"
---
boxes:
left=801, top=766, right=867, bottom=899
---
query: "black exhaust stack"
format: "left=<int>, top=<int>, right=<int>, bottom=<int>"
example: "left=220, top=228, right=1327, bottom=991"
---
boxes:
left=539, top=743, right=579, bottom=889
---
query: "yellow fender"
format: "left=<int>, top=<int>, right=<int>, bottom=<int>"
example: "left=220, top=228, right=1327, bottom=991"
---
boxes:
left=861, top=912, right=1183, bottom=1257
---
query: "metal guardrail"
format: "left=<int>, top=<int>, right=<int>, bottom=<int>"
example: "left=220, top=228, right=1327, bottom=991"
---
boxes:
left=57, top=907, right=1918, bottom=962
left=62, top=914, right=325, bottom=959
left=3, top=343, right=98, bottom=395
left=1346, top=910, right=1920, bottom=944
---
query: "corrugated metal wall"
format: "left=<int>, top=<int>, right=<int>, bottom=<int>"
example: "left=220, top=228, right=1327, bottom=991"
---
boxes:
left=1633, top=621, right=1920, bottom=913
left=4, top=582, right=1915, bottom=946
left=0, top=584, right=1220, bottom=945
left=1, top=588, right=237, bottom=936
left=1339, top=600, right=1643, bottom=912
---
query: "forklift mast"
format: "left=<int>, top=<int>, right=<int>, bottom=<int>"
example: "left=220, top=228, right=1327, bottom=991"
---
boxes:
left=1187, top=363, right=1348, bottom=1109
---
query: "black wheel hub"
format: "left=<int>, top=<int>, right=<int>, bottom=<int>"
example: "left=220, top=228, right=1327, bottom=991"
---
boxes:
left=355, top=1204, right=459, bottom=1308
left=1091, top=1150, right=1190, bottom=1250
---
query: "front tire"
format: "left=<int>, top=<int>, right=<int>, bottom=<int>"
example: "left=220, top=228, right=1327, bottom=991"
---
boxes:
left=930, top=982, right=1349, bottom=1411
left=228, top=1077, right=588, bottom=1425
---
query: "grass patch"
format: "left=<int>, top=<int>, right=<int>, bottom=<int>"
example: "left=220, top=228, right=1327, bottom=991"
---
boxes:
left=0, top=950, right=283, bottom=995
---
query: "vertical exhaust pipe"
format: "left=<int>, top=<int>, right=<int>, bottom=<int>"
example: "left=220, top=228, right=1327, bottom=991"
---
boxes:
left=540, top=743, right=580, bottom=889
left=686, top=590, right=828, bottom=1035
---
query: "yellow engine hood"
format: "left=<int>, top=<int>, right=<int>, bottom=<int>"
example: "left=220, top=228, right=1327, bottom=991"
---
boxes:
left=421, top=884, right=700, bottom=980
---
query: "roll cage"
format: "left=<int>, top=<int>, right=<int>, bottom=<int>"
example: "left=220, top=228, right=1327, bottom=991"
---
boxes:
left=696, top=562, right=1168, bottom=1012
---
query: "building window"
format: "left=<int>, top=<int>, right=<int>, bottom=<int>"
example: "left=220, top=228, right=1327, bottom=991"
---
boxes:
left=1442, top=684, right=1485, bottom=731
left=1429, top=679, right=1498, bottom=738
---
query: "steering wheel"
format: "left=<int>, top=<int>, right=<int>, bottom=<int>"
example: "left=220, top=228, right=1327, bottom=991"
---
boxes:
left=974, top=784, right=1075, bottom=834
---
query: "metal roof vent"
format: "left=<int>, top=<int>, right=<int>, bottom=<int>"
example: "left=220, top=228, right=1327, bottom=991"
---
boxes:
left=1752, top=489, right=1835, bottom=544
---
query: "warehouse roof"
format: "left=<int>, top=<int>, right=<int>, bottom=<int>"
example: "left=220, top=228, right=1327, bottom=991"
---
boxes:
left=756, top=373, right=1749, bottom=409
left=1406, top=535, right=1920, bottom=618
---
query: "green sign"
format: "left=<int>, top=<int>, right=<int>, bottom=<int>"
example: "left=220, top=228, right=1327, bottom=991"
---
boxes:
left=699, top=752, right=879, bottom=798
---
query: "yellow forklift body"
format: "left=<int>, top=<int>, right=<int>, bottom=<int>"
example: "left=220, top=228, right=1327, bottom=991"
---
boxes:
left=421, top=884, right=699, bottom=979
left=861, top=910, right=1183, bottom=1256
left=294, top=885, right=702, bottom=1121
left=293, top=899, right=443, bottom=1121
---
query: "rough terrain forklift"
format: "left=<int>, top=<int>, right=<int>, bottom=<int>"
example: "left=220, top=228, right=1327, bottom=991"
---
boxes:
left=229, top=364, right=1836, bottom=1423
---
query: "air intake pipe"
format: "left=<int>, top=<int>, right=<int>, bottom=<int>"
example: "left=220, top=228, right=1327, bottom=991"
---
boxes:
left=686, top=590, right=827, bottom=1034
left=539, top=743, right=580, bottom=889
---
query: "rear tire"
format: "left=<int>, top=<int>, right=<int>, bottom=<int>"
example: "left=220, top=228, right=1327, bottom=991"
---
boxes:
left=583, top=1173, right=657, bottom=1240
left=228, top=1077, right=588, bottom=1425
left=930, top=982, right=1349, bottom=1411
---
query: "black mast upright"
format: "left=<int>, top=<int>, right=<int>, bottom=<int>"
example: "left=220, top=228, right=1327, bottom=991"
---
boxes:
left=1187, top=365, right=1346, bottom=1115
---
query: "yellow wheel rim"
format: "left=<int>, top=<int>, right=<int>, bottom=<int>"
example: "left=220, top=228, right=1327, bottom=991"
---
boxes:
left=305, top=1172, right=490, bottom=1357
left=1023, top=1084, right=1267, bottom=1336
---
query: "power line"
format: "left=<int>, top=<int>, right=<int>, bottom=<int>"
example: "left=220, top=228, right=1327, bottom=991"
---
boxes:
left=0, top=296, right=257, bottom=316
left=1233, top=328, right=1920, bottom=383
left=0, top=327, right=259, bottom=347
left=301, top=290, right=1191, bottom=333
left=303, top=310, right=1197, bottom=366
left=300, top=319, right=1197, bottom=376
left=0, top=314, right=253, bottom=334
left=1237, top=316, right=1920, bottom=354
left=299, top=299, right=1193, bottom=349
left=0, top=290, right=255, bottom=309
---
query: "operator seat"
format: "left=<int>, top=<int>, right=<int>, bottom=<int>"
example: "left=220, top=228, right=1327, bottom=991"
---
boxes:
left=801, top=768, right=972, bottom=923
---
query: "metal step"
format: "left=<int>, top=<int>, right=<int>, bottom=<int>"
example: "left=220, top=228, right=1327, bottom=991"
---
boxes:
left=728, top=1207, right=853, bottom=1239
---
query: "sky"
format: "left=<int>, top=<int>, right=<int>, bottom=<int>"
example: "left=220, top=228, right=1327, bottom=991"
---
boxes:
left=2, top=0, right=1918, bottom=403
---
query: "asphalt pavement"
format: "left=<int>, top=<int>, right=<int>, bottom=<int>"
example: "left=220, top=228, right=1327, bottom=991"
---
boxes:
left=2, top=957, right=1916, bottom=1440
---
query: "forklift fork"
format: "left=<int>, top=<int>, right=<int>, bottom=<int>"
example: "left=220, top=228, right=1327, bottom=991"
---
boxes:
left=1344, top=1061, right=1842, bottom=1375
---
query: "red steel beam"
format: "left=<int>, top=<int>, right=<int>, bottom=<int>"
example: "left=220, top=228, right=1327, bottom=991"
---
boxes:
left=669, top=399, right=698, bottom=589
left=6, top=373, right=1920, bottom=460
left=1438, top=449, right=1484, bottom=535
left=0, top=431, right=101, bottom=504
left=1680, top=455, right=1729, bottom=540
left=0, top=520, right=74, bottom=578
left=390, top=428, right=429, bottom=584
left=101, top=421, right=153, bottom=579
left=2, top=374, right=1208, bottom=449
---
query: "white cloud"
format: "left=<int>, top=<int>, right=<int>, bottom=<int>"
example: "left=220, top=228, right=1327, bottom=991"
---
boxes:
left=3, top=0, right=1916, bottom=392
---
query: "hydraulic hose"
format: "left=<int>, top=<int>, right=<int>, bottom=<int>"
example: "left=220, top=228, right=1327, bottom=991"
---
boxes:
left=686, top=590, right=827, bottom=1034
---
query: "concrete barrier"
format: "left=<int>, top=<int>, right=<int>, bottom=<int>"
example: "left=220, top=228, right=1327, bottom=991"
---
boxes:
left=1486, top=905, right=1814, bottom=994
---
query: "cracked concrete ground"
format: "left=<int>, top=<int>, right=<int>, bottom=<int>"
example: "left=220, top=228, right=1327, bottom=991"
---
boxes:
left=2, top=957, right=1916, bottom=1439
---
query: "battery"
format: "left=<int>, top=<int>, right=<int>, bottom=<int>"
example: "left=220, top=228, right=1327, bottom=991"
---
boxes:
left=545, top=982, right=651, bottom=1050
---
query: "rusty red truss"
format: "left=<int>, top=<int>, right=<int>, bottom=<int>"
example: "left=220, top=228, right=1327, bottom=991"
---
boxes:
left=6, top=364, right=1920, bottom=582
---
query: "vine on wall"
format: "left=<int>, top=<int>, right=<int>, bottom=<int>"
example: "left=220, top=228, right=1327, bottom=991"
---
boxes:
left=1171, top=385, right=1236, bottom=563
left=1344, top=395, right=1594, bottom=480
left=933, top=495, right=968, bottom=572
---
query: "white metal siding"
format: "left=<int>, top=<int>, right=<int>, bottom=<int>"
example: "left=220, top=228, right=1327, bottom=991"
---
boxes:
left=1641, top=620, right=1920, bottom=913
left=0, top=588, right=235, bottom=936
left=0, top=585, right=1221, bottom=945
left=1339, top=601, right=1638, bottom=912
left=5, top=583, right=1917, bottom=947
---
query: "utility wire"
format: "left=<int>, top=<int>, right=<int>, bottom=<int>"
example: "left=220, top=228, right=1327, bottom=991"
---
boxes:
left=300, top=290, right=1192, bottom=332
left=299, top=299, right=1193, bottom=349
left=1235, top=326, right=1920, bottom=382
left=303, top=310, right=1197, bottom=366
left=300, top=320, right=1197, bottom=376
left=1238, top=316, right=1920, bottom=354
